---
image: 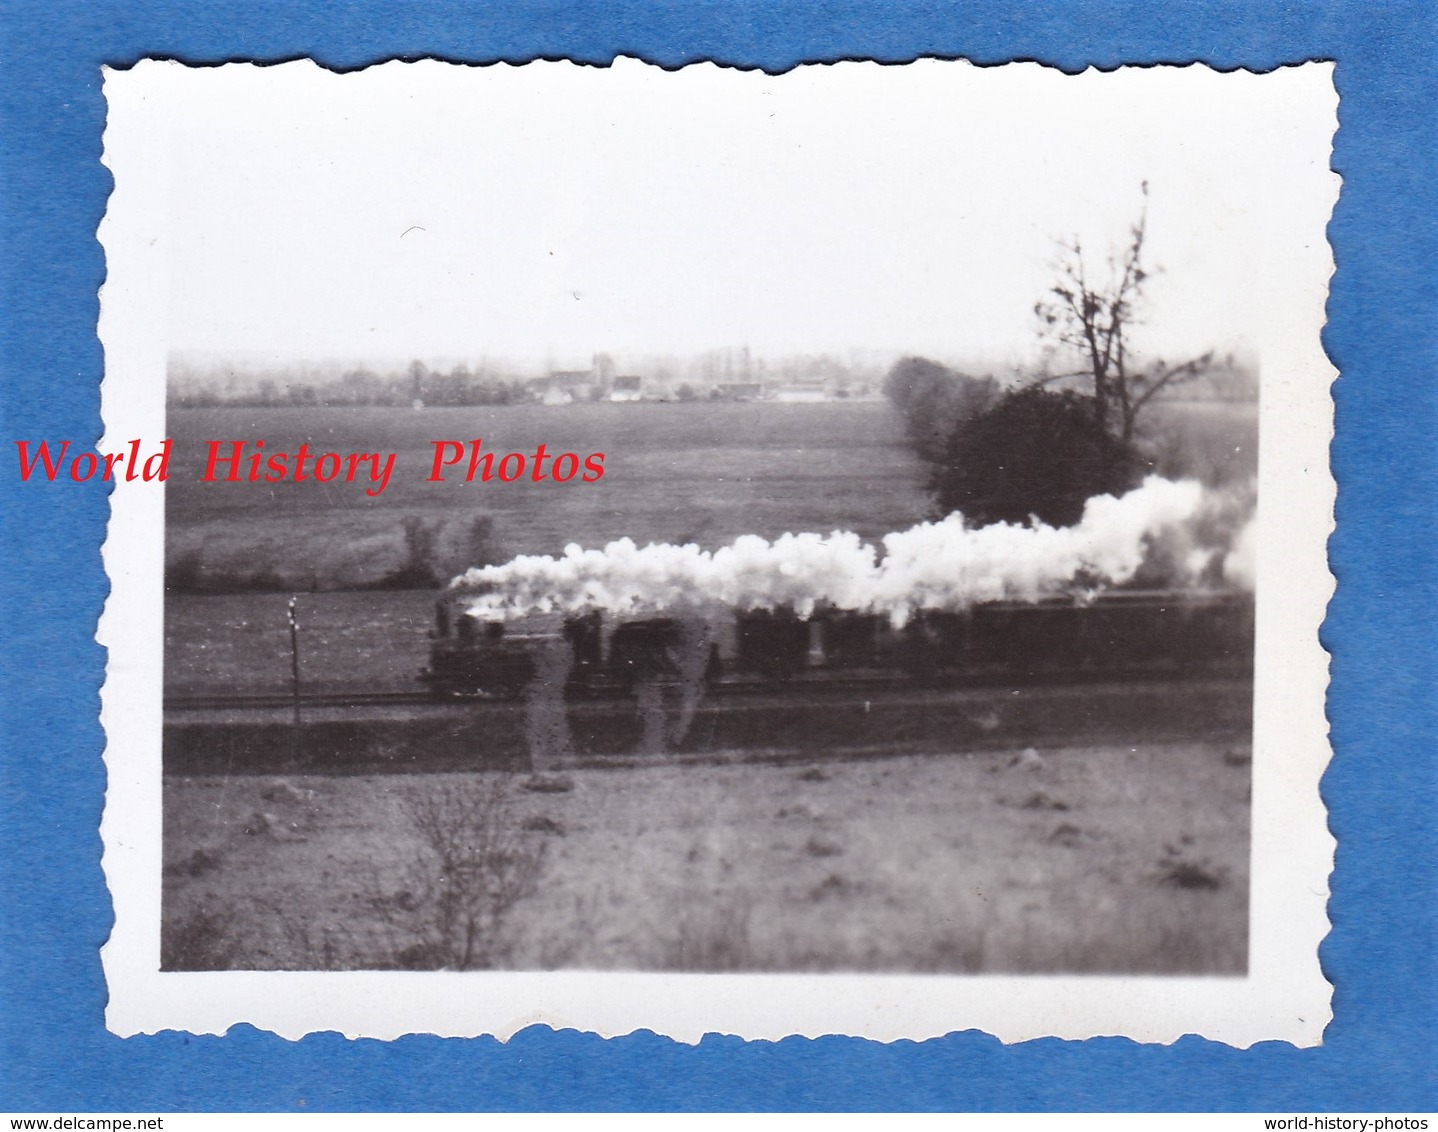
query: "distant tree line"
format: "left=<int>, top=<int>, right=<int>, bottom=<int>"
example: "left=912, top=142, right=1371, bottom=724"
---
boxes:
left=169, top=361, right=531, bottom=409
left=165, top=513, right=507, bottom=594
left=168, top=350, right=894, bottom=408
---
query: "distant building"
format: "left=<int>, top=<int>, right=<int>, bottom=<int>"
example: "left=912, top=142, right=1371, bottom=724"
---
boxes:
left=610, top=375, right=643, bottom=402
left=715, top=382, right=763, bottom=401
left=769, top=382, right=829, bottom=403
left=535, top=369, right=598, bottom=404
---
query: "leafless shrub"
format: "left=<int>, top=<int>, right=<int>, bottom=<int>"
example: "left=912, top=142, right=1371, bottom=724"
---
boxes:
left=371, top=515, right=444, bottom=590
left=372, top=776, right=548, bottom=970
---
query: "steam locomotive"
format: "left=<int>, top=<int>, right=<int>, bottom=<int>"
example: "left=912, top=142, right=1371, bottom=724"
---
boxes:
left=419, top=588, right=1254, bottom=699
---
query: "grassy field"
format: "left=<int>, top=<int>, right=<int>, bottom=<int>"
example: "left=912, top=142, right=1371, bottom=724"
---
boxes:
left=165, top=401, right=934, bottom=588
left=163, top=399, right=1255, bottom=694
left=165, top=590, right=439, bottom=695
left=165, top=399, right=1257, bottom=585
left=163, top=739, right=1249, bottom=974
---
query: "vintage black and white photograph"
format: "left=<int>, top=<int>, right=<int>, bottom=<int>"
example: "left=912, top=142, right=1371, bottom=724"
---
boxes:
left=99, top=59, right=1336, bottom=1044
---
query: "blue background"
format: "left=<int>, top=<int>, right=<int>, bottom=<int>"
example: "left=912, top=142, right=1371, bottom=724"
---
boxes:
left=1, top=0, right=1434, bottom=1112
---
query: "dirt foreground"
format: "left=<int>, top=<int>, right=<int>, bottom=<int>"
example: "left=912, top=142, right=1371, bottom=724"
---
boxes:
left=163, top=740, right=1249, bottom=975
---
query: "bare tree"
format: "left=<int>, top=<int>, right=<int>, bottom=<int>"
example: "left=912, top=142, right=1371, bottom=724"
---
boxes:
left=1035, top=183, right=1213, bottom=444
left=372, top=777, right=547, bottom=970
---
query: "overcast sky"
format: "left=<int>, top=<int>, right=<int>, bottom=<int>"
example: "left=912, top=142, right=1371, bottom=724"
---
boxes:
left=125, top=58, right=1335, bottom=371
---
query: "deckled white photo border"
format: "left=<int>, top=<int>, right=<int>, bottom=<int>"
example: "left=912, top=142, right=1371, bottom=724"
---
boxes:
left=98, top=58, right=1336, bottom=1046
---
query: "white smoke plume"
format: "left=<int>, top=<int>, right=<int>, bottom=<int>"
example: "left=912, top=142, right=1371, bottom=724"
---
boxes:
left=868, top=477, right=1205, bottom=625
left=451, top=476, right=1253, bottom=626
left=1221, top=515, right=1257, bottom=590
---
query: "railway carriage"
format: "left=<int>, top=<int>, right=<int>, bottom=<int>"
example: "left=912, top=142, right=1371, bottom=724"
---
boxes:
left=420, top=588, right=1254, bottom=699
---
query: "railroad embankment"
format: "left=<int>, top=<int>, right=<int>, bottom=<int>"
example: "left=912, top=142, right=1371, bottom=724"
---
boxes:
left=164, top=678, right=1251, bottom=776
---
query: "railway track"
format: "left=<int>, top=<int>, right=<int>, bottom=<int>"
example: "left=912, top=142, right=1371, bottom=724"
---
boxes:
left=165, top=675, right=913, bottom=712
left=166, top=690, right=439, bottom=712
left=164, top=666, right=1246, bottom=714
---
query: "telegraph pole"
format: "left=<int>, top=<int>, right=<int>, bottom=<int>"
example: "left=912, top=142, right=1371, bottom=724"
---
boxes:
left=287, top=595, right=302, bottom=760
